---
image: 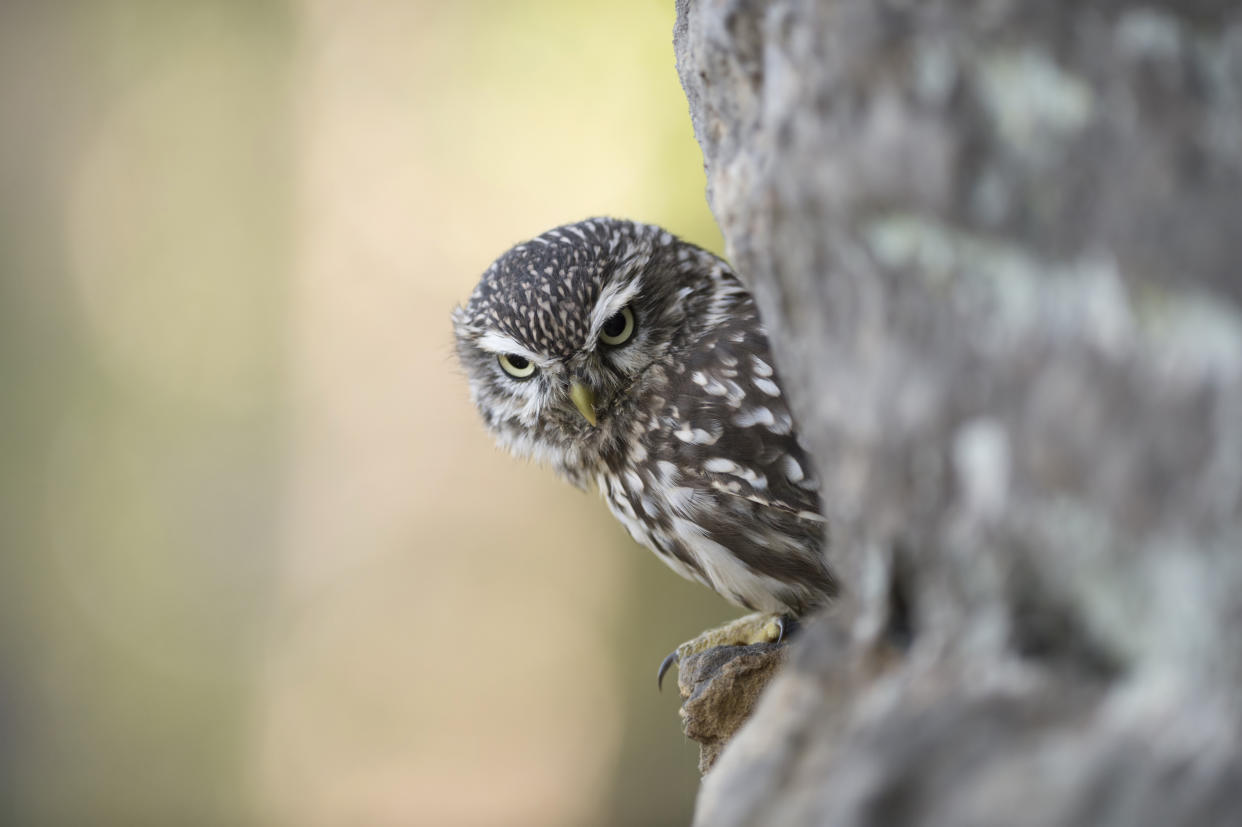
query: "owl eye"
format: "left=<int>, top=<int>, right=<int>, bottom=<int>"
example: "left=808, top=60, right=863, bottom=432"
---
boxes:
left=599, top=306, right=636, bottom=346
left=498, top=353, right=536, bottom=379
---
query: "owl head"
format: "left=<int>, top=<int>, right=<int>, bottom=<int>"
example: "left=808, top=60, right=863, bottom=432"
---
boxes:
left=453, top=218, right=723, bottom=482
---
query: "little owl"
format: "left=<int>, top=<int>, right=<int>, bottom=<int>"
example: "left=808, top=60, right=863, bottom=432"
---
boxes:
left=453, top=218, right=835, bottom=686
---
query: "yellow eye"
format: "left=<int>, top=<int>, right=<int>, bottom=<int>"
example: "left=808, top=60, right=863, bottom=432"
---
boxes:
left=498, top=353, right=536, bottom=379
left=599, top=306, right=635, bottom=346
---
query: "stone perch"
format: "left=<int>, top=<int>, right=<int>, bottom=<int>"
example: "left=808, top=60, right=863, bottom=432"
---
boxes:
left=673, top=1, right=1242, bottom=825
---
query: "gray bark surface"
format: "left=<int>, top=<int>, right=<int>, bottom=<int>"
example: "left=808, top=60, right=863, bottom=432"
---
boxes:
left=674, top=2, right=1242, bottom=825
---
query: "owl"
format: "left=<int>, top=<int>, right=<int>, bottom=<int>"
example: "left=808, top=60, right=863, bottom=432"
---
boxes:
left=453, top=218, right=835, bottom=682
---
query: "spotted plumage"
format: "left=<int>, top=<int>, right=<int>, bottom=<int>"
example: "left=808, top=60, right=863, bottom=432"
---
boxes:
left=453, top=218, right=834, bottom=616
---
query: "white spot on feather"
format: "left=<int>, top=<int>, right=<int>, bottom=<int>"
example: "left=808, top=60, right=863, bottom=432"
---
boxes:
left=675, top=425, right=719, bottom=445
left=754, top=377, right=781, bottom=397
left=733, top=406, right=775, bottom=428
left=783, top=456, right=805, bottom=483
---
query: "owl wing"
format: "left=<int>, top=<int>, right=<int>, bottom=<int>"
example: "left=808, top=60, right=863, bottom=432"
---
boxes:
left=652, top=296, right=835, bottom=612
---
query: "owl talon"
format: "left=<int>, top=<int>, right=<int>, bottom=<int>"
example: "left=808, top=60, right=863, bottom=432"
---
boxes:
left=775, top=615, right=799, bottom=644
left=657, top=650, right=680, bottom=691
left=656, top=612, right=794, bottom=692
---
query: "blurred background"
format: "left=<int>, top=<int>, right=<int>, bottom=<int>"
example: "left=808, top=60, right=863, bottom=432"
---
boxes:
left=0, top=2, right=730, bottom=824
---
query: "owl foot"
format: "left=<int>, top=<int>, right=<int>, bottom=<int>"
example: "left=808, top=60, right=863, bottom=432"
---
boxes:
left=657, top=612, right=795, bottom=690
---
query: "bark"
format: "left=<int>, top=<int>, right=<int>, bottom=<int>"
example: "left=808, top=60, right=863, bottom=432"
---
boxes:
left=674, top=2, right=1242, bottom=825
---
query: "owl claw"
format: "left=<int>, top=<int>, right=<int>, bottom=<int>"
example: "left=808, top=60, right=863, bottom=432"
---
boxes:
left=657, top=650, right=679, bottom=691
left=657, top=612, right=796, bottom=691
left=775, top=615, right=799, bottom=643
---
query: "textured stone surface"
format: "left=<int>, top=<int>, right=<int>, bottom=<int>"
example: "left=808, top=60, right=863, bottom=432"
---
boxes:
left=674, top=1, right=1242, bottom=825
left=678, top=642, right=788, bottom=773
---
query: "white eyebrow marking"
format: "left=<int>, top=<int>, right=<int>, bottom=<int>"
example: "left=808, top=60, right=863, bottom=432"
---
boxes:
left=475, top=331, right=552, bottom=366
left=587, top=272, right=644, bottom=340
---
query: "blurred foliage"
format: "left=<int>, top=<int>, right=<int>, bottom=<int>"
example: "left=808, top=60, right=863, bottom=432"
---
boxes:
left=1, top=1, right=729, bottom=825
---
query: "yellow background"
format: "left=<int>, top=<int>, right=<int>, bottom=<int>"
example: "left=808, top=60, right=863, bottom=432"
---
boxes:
left=0, top=2, right=733, bottom=824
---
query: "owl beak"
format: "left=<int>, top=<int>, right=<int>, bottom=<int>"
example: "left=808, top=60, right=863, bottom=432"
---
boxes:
left=569, top=380, right=598, bottom=426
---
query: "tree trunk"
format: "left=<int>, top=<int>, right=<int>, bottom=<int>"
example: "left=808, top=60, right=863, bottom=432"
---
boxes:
left=674, top=1, right=1242, bottom=824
